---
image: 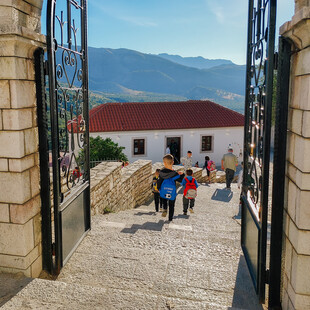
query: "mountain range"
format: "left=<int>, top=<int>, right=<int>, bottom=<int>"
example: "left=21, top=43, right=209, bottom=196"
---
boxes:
left=156, top=53, right=234, bottom=69
left=54, top=47, right=245, bottom=113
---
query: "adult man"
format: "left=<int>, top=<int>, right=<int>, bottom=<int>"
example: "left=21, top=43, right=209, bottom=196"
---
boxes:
left=181, top=151, right=193, bottom=172
left=221, top=147, right=238, bottom=190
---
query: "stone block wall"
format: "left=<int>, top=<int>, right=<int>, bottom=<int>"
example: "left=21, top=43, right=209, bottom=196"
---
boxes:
left=90, top=160, right=153, bottom=214
left=280, top=2, right=310, bottom=309
left=0, top=0, right=44, bottom=277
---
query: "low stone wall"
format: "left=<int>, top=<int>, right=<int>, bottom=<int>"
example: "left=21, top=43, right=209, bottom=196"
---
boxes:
left=90, top=160, right=152, bottom=215
left=90, top=160, right=239, bottom=215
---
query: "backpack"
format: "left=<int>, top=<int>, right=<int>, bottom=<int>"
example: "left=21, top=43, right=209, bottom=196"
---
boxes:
left=207, top=160, right=216, bottom=171
left=152, top=177, right=159, bottom=192
left=184, top=177, right=197, bottom=199
left=159, top=175, right=180, bottom=200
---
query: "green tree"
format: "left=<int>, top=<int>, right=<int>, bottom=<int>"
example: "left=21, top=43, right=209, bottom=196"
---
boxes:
left=86, top=136, right=128, bottom=162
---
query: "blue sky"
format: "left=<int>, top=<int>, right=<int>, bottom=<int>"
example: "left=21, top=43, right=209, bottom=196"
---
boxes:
left=42, top=0, right=294, bottom=65
left=87, top=0, right=294, bottom=64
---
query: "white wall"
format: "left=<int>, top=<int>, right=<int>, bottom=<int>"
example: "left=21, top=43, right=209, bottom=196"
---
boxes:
left=90, top=127, right=244, bottom=167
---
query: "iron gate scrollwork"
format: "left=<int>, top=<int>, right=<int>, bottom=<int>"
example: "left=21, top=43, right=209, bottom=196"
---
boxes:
left=241, top=0, right=276, bottom=303
left=37, top=0, right=90, bottom=275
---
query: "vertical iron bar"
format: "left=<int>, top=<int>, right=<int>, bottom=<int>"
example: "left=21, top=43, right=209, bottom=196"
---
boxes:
left=47, top=0, right=62, bottom=275
left=268, top=37, right=291, bottom=309
left=258, top=0, right=277, bottom=302
left=34, top=48, right=53, bottom=274
left=67, top=0, right=72, bottom=50
left=81, top=0, right=91, bottom=230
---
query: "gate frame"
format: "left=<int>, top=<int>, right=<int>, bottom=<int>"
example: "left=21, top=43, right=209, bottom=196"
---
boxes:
left=241, top=0, right=277, bottom=303
left=36, top=0, right=91, bottom=275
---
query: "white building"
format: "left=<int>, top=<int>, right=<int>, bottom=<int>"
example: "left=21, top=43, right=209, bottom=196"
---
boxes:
left=89, top=100, right=244, bottom=166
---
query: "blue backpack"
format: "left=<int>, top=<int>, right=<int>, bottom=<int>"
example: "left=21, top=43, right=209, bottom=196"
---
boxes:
left=160, top=175, right=180, bottom=200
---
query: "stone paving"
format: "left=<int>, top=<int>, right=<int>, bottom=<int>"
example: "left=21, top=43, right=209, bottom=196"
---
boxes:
left=1, top=183, right=264, bottom=309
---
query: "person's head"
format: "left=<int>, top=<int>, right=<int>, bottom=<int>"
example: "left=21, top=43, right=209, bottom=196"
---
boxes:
left=186, top=169, right=193, bottom=176
left=187, top=151, right=192, bottom=158
left=163, top=154, right=174, bottom=169
left=228, top=147, right=233, bottom=153
left=155, top=168, right=160, bottom=177
left=205, top=156, right=210, bottom=161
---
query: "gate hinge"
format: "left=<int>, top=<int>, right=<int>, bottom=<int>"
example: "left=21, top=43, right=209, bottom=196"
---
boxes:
left=44, top=60, right=49, bottom=76
left=274, top=52, right=279, bottom=70
left=265, top=268, right=270, bottom=284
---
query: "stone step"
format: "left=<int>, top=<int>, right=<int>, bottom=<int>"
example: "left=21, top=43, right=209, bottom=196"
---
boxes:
left=1, top=277, right=255, bottom=310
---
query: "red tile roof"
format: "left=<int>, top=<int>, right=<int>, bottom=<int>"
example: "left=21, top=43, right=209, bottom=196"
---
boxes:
left=89, top=100, right=244, bottom=132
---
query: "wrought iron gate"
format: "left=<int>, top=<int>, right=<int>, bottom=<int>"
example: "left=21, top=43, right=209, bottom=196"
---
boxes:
left=241, top=0, right=291, bottom=306
left=35, top=0, right=90, bottom=275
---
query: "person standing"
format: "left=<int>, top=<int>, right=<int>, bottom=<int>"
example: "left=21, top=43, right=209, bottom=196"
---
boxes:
left=165, top=145, right=171, bottom=154
left=221, top=147, right=238, bottom=190
left=181, top=151, right=193, bottom=172
left=151, top=169, right=163, bottom=213
left=181, top=169, right=198, bottom=215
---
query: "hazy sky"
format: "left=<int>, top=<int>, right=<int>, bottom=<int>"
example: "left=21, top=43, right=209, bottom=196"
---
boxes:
left=42, top=0, right=295, bottom=65
left=87, top=0, right=294, bottom=64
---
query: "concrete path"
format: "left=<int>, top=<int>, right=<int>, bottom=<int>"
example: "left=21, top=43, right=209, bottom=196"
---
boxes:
left=1, top=183, right=264, bottom=309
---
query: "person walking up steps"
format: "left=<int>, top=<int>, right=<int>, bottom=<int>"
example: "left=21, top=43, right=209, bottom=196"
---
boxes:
left=181, top=151, right=193, bottom=172
left=151, top=169, right=163, bottom=213
left=221, top=146, right=238, bottom=190
left=182, top=169, right=198, bottom=215
left=158, top=154, right=184, bottom=222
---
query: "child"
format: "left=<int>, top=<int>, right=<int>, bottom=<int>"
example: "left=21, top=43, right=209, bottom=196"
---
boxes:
left=181, top=169, right=199, bottom=215
left=157, top=154, right=184, bottom=222
left=203, top=156, right=215, bottom=184
left=151, top=169, right=163, bottom=213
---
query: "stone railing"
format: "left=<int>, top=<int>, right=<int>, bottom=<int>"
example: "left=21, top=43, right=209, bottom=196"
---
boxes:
left=90, top=160, right=240, bottom=215
left=90, top=160, right=153, bottom=215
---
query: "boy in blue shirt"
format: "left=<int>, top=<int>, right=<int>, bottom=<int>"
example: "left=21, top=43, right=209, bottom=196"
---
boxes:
left=182, top=169, right=199, bottom=215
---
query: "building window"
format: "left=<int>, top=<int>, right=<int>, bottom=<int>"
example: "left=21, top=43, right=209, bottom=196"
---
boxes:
left=133, top=139, right=145, bottom=155
left=201, top=136, right=212, bottom=152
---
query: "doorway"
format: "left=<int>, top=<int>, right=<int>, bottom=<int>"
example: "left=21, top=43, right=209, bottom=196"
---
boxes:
left=166, top=137, right=181, bottom=164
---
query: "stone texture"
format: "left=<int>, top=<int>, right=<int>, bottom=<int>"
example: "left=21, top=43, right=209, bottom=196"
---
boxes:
left=2, top=109, right=33, bottom=130
left=290, top=108, right=303, bottom=135
left=0, top=219, right=34, bottom=256
left=9, top=195, right=40, bottom=224
left=295, top=189, right=310, bottom=230
left=302, top=111, right=310, bottom=137
left=289, top=219, right=310, bottom=255
left=0, top=158, right=8, bottom=171
left=293, top=134, right=310, bottom=172
left=0, top=244, right=39, bottom=270
left=1, top=182, right=262, bottom=309
left=291, top=249, right=310, bottom=295
left=8, top=154, right=34, bottom=172
left=290, top=75, right=310, bottom=111
left=0, top=130, right=25, bottom=158
left=9, top=80, right=36, bottom=109
left=0, top=170, right=31, bottom=204
left=24, top=127, right=38, bottom=155
left=0, top=57, right=28, bottom=79
left=0, top=80, right=10, bottom=108
left=0, top=203, right=9, bottom=223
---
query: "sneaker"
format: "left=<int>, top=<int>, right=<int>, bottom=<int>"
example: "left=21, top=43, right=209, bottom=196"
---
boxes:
left=162, top=211, right=167, bottom=217
left=183, top=212, right=187, bottom=215
left=189, top=208, right=194, bottom=214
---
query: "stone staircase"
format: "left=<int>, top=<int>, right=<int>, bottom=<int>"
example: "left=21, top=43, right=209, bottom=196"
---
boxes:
left=1, top=183, right=264, bottom=310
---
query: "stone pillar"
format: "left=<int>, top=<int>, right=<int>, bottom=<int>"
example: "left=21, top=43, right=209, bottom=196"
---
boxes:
left=280, top=1, right=310, bottom=309
left=0, top=0, right=44, bottom=277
